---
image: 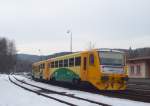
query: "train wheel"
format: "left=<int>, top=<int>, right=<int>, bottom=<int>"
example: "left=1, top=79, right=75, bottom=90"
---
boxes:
left=51, top=77, right=56, bottom=83
left=32, top=75, right=34, bottom=79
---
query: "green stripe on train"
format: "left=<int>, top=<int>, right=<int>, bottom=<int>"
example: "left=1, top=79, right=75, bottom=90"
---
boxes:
left=51, top=68, right=80, bottom=82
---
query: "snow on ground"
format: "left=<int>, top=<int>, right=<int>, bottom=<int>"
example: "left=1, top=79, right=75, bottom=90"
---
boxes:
left=15, top=75, right=150, bottom=106
left=0, top=74, right=67, bottom=106
left=10, top=76, right=99, bottom=106
left=0, top=74, right=150, bottom=106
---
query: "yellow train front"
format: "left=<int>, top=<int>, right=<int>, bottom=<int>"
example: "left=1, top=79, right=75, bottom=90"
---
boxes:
left=32, top=49, right=128, bottom=90
left=80, top=49, right=128, bottom=90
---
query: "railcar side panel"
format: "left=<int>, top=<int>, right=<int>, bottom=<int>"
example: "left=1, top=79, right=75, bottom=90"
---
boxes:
left=32, top=49, right=128, bottom=90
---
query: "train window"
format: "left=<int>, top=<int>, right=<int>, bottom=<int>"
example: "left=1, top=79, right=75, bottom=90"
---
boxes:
left=89, top=54, right=94, bottom=65
left=48, top=63, right=51, bottom=68
left=69, top=58, right=74, bottom=67
left=43, top=64, right=45, bottom=69
left=39, top=64, right=40, bottom=69
left=39, top=65, right=40, bottom=70
left=51, top=62, right=54, bottom=68
left=75, top=57, right=81, bottom=66
left=55, top=61, right=58, bottom=68
left=83, top=57, right=87, bottom=70
left=64, top=59, right=68, bottom=67
left=40, top=64, right=42, bottom=69
left=59, top=60, right=63, bottom=67
left=41, top=64, right=43, bottom=69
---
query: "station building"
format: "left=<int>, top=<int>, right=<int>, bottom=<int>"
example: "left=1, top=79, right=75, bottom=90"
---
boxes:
left=127, top=56, right=150, bottom=78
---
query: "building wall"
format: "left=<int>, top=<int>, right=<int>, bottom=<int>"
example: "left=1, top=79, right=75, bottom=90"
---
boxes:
left=127, top=62, right=146, bottom=78
left=145, top=61, right=150, bottom=78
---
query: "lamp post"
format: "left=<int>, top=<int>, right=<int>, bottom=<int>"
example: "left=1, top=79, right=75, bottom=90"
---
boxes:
left=67, top=30, right=72, bottom=52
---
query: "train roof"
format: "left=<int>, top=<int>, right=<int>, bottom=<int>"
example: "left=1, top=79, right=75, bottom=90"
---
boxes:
left=32, top=60, right=47, bottom=66
left=98, top=48, right=124, bottom=53
left=33, top=49, right=125, bottom=65
left=48, top=52, right=81, bottom=61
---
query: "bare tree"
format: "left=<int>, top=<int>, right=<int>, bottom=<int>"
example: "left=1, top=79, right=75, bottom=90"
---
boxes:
left=0, top=37, right=17, bottom=74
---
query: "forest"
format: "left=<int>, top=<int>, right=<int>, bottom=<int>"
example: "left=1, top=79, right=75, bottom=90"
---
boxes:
left=0, top=37, right=16, bottom=73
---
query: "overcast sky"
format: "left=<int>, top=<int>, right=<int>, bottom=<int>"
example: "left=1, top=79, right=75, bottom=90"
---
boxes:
left=0, top=0, right=150, bottom=55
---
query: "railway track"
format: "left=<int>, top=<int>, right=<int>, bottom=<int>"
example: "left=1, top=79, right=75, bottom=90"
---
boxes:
left=123, top=83, right=150, bottom=102
left=127, top=83, right=150, bottom=91
left=116, top=90, right=150, bottom=102
left=14, top=75, right=150, bottom=103
left=9, top=75, right=110, bottom=106
left=127, top=86, right=150, bottom=92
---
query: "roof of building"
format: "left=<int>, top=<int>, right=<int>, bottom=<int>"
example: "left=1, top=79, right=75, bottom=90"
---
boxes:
left=128, top=56, right=150, bottom=61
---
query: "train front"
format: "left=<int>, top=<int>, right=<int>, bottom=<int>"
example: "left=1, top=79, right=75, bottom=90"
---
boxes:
left=98, top=50, right=128, bottom=90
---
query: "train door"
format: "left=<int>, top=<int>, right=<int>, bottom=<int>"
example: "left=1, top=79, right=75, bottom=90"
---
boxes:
left=81, top=53, right=88, bottom=81
left=43, top=61, right=48, bottom=80
left=43, top=61, right=49, bottom=80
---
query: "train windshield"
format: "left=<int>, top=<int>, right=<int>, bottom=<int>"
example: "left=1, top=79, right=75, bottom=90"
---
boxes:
left=99, top=51, right=124, bottom=66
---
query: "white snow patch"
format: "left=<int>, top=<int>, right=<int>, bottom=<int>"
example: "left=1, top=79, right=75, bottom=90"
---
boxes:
left=0, top=74, right=67, bottom=106
left=14, top=75, right=150, bottom=106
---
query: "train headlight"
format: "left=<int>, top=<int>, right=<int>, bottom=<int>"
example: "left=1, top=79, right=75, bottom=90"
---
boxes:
left=122, top=77, right=129, bottom=81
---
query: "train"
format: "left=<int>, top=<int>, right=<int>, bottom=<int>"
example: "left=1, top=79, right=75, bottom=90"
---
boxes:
left=32, top=49, right=128, bottom=90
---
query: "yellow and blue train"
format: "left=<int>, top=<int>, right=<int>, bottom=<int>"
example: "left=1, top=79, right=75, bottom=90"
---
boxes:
left=32, top=49, right=128, bottom=90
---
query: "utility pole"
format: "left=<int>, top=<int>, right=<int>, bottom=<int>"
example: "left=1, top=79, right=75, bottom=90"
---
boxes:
left=38, top=49, right=42, bottom=61
left=67, top=30, right=72, bottom=52
left=88, top=41, right=95, bottom=50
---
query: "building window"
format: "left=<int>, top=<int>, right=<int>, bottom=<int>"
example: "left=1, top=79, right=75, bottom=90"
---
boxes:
left=130, top=66, right=134, bottom=74
left=136, top=65, right=141, bottom=75
left=64, top=59, right=68, bottom=67
left=69, top=58, right=74, bottom=67
left=75, top=57, right=81, bottom=66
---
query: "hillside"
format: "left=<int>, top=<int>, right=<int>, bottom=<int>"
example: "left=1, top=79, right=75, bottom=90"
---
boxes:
left=15, top=48, right=150, bottom=73
left=128, top=47, right=150, bottom=59
left=17, top=48, right=150, bottom=63
left=17, top=52, right=72, bottom=63
left=17, top=54, right=45, bottom=63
